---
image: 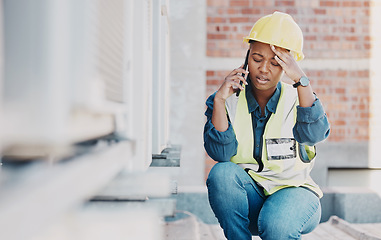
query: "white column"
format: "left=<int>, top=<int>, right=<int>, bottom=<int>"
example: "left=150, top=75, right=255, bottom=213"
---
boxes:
left=369, top=0, right=381, bottom=169
left=169, top=0, right=206, bottom=187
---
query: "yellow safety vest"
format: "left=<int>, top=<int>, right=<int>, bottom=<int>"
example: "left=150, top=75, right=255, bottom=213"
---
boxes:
left=225, top=82, right=322, bottom=198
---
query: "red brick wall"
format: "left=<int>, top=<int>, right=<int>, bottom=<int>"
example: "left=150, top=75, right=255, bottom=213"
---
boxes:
left=205, top=0, right=371, bottom=178
left=207, top=0, right=371, bottom=58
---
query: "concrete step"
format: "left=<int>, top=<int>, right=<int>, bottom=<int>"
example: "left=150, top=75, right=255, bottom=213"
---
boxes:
left=93, top=171, right=172, bottom=200
left=164, top=211, right=260, bottom=240
left=151, top=145, right=181, bottom=167
left=321, top=187, right=381, bottom=223
left=304, top=216, right=381, bottom=239
left=165, top=212, right=200, bottom=240
left=31, top=207, right=164, bottom=240
left=87, top=197, right=177, bottom=218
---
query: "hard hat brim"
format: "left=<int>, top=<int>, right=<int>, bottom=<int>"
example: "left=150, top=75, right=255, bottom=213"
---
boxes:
left=243, top=37, right=305, bottom=61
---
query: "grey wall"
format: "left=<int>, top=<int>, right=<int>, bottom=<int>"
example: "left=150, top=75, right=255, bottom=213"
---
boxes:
left=311, top=141, right=369, bottom=187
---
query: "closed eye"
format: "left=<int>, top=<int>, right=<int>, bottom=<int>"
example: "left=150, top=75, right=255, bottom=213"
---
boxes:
left=271, top=61, right=280, bottom=67
left=253, top=57, right=280, bottom=67
left=252, top=53, right=280, bottom=67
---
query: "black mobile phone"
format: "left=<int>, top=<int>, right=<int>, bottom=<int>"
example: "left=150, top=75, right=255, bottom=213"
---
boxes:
left=236, top=49, right=250, bottom=97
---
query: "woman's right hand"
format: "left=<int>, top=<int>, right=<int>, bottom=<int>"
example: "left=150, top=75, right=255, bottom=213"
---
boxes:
left=214, top=64, right=249, bottom=102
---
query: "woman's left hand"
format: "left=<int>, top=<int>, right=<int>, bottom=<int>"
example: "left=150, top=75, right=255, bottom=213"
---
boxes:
left=270, top=45, right=305, bottom=82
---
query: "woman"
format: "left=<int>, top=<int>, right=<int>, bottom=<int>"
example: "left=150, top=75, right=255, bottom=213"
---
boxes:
left=204, top=12, right=330, bottom=240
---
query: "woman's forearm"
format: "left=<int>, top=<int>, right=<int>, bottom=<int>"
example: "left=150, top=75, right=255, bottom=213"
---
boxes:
left=211, top=97, right=229, bottom=132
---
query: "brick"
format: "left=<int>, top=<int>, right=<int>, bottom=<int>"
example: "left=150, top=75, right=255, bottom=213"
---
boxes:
left=231, top=33, right=246, bottom=40
left=252, top=0, right=272, bottom=6
left=206, top=49, right=216, bottom=56
left=226, top=8, right=239, bottom=14
left=345, top=36, right=358, bottom=41
left=207, top=17, right=227, bottom=23
left=230, top=0, right=250, bottom=7
left=207, top=0, right=229, bottom=7
left=229, top=17, right=250, bottom=23
left=320, top=1, right=340, bottom=7
left=216, top=71, right=231, bottom=77
left=323, top=35, right=340, bottom=41
left=342, top=1, right=362, bottom=7
left=337, top=70, right=348, bottom=77
left=313, top=8, right=326, bottom=14
left=364, top=43, right=371, bottom=50
left=207, top=33, right=227, bottom=40
left=356, top=70, right=369, bottom=78
left=241, top=8, right=261, bottom=14
left=263, top=9, right=278, bottom=15
left=322, top=18, right=337, bottom=24
left=206, top=70, right=215, bottom=77
left=334, top=120, right=346, bottom=126
left=343, top=18, right=356, bottom=24
left=275, top=0, right=295, bottom=6
left=242, top=25, right=253, bottom=32
left=222, top=26, right=231, bottom=31
left=285, top=8, right=298, bottom=15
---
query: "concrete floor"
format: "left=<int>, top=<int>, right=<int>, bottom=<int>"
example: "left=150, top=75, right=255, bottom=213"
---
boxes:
left=165, top=214, right=381, bottom=240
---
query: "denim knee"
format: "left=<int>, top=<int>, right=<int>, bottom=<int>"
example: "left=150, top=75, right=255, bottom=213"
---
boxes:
left=258, top=215, right=302, bottom=240
left=257, top=188, right=321, bottom=240
left=207, top=162, right=248, bottom=188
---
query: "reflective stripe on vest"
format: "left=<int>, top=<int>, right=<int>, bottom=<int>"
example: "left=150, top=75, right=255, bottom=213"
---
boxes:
left=226, top=82, right=322, bottom=198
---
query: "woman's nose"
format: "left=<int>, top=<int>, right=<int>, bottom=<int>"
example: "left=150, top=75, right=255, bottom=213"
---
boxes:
left=259, top=61, right=269, bottom=73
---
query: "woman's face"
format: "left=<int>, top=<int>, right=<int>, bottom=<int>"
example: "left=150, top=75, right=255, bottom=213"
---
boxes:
left=248, top=41, right=284, bottom=92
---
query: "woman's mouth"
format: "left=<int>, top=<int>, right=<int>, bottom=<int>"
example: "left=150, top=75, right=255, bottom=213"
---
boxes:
left=256, top=76, right=270, bottom=84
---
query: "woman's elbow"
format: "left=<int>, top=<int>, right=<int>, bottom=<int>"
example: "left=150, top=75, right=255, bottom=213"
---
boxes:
left=204, top=142, right=237, bottom=162
left=293, top=127, right=330, bottom=146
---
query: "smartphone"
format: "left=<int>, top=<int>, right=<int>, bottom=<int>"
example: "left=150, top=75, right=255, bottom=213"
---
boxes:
left=236, top=49, right=250, bottom=97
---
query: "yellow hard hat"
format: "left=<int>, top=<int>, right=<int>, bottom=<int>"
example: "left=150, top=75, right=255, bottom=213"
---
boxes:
left=243, top=11, right=304, bottom=61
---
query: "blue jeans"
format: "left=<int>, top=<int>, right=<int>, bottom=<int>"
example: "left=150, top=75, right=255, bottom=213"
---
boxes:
left=206, top=162, right=321, bottom=240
